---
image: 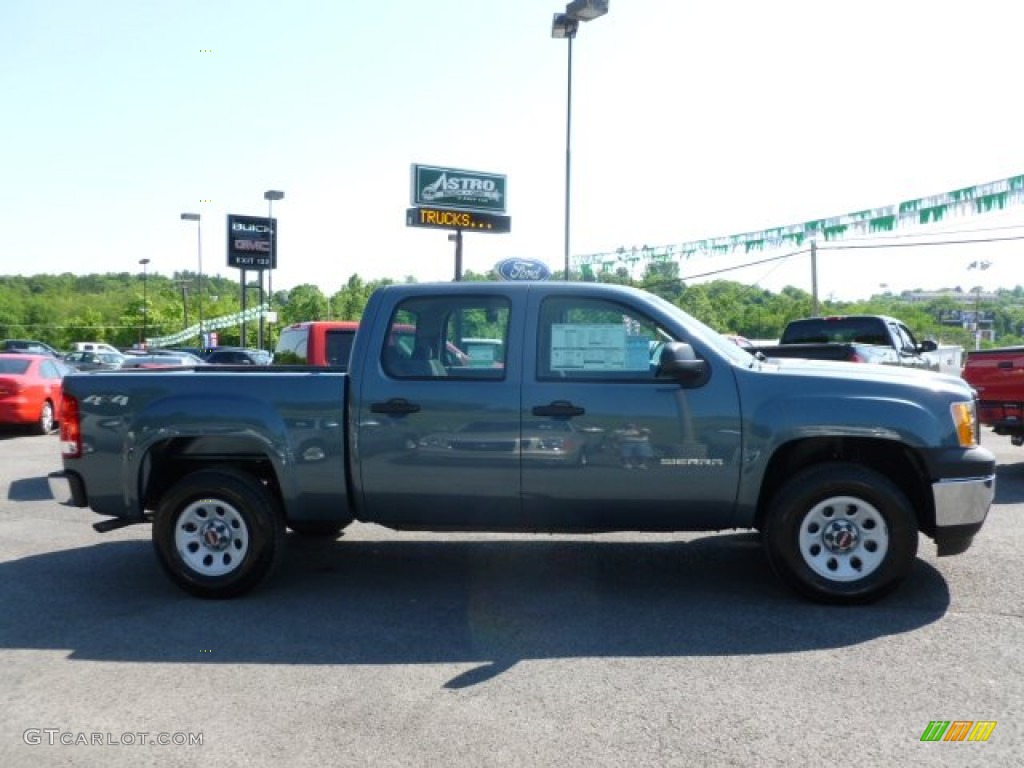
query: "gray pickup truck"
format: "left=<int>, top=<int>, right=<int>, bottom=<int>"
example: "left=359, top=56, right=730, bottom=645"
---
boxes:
left=751, top=314, right=939, bottom=367
left=49, top=282, right=994, bottom=603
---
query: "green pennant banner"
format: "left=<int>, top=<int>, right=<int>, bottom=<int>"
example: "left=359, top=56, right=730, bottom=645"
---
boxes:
left=575, top=173, right=1024, bottom=272
left=146, top=304, right=269, bottom=347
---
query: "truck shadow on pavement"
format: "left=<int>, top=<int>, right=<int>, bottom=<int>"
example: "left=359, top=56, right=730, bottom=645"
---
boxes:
left=7, top=476, right=53, bottom=501
left=0, top=531, right=951, bottom=687
left=994, top=461, right=1024, bottom=505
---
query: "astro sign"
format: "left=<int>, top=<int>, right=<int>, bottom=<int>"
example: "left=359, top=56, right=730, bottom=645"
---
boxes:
left=406, top=207, right=511, bottom=234
left=411, top=164, right=507, bottom=213
left=226, top=214, right=277, bottom=269
left=495, top=258, right=551, bottom=281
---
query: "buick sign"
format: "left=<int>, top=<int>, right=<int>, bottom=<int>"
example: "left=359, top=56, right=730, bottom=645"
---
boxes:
left=496, top=258, right=550, bottom=281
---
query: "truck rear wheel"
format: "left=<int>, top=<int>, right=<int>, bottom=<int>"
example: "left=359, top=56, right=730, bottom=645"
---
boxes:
left=763, top=463, right=918, bottom=604
left=153, top=468, right=285, bottom=599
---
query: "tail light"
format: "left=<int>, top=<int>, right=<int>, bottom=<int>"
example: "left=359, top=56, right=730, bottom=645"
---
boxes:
left=849, top=353, right=866, bottom=363
left=0, top=377, right=23, bottom=397
left=60, top=394, right=82, bottom=458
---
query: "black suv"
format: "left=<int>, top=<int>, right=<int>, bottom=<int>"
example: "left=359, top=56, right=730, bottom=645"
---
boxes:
left=202, top=347, right=273, bottom=365
left=1, top=339, right=62, bottom=357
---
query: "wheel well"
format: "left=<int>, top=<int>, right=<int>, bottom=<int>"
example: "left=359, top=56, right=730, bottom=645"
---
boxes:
left=140, top=437, right=283, bottom=514
left=754, top=437, right=935, bottom=533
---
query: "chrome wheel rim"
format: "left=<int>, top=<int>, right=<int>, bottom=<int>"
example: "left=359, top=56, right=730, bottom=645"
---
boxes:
left=40, top=403, right=53, bottom=432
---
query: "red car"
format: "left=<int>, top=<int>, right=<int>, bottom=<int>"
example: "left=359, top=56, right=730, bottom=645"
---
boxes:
left=0, top=353, right=68, bottom=434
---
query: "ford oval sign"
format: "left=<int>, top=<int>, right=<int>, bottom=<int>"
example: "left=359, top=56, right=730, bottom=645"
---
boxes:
left=496, top=258, right=551, bottom=281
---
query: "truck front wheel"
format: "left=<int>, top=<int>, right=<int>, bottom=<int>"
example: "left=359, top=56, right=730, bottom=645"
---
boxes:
left=153, top=469, right=285, bottom=599
left=763, top=463, right=918, bottom=604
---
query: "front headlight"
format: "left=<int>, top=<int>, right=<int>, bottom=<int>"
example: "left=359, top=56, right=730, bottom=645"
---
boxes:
left=951, top=400, right=978, bottom=448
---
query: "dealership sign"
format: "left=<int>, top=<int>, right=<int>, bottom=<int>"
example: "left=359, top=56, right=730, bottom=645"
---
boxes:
left=495, top=257, right=550, bottom=281
left=411, top=164, right=506, bottom=213
left=226, top=214, right=277, bottom=269
left=406, top=206, right=511, bottom=234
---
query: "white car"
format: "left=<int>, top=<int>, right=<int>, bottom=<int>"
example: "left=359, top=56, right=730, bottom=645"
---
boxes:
left=71, top=341, right=121, bottom=355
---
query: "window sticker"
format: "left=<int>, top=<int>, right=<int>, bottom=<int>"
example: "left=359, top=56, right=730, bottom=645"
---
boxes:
left=550, top=323, right=650, bottom=372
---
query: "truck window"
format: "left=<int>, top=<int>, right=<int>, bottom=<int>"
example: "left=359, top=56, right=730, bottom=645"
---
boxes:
left=893, top=323, right=916, bottom=352
left=324, top=329, right=355, bottom=367
left=538, top=297, right=667, bottom=381
left=274, top=326, right=309, bottom=365
left=381, top=296, right=509, bottom=380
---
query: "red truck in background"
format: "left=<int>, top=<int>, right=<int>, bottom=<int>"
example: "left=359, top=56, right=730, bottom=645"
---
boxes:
left=962, top=346, right=1024, bottom=445
left=274, top=321, right=359, bottom=367
left=274, top=321, right=472, bottom=368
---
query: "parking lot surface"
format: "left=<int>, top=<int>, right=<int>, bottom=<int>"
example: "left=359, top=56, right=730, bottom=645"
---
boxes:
left=0, top=428, right=1020, bottom=767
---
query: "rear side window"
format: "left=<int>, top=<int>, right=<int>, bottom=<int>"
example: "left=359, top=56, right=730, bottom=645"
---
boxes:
left=39, top=360, right=61, bottom=379
left=0, top=359, right=30, bottom=374
left=381, top=296, right=510, bottom=380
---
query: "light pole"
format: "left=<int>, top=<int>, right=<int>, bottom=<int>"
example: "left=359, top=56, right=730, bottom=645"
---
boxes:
left=551, top=0, right=609, bottom=281
left=262, top=190, right=284, bottom=351
left=139, top=258, right=151, bottom=346
left=180, top=213, right=203, bottom=345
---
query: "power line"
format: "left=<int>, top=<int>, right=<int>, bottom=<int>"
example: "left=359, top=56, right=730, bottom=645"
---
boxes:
left=822, top=233, right=1024, bottom=250
left=838, top=220, right=1024, bottom=243
left=672, top=230, right=1024, bottom=284
left=679, top=248, right=809, bottom=282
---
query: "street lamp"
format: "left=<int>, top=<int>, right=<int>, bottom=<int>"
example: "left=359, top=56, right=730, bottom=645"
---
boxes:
left=551, top=0, right=609, bottom=281
left=139, top=258, right=151, bottom=346
left=262, top=190, right=285, bottom=351
left=180, top=213, right=203, bottom=345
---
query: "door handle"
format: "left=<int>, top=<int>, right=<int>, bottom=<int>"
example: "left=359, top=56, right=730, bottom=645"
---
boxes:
left=370, top=398, right=421, bottom=415
left=532, top=400, right=585, bottom=418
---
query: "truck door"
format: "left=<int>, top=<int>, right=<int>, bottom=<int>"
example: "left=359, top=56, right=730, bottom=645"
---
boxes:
left=520, top=292, right=742, bottom=530
left=354, top=292, right=523, bottom=528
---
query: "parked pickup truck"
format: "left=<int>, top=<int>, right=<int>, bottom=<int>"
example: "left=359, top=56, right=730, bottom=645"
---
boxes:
left=962, top=346, right=1024, bottom=445
left=751, top=315, right=939, bottom=368
left=48, top=282, right=994, bottom=604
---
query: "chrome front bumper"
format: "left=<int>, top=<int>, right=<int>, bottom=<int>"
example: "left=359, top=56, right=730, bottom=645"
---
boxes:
left=933, top=474, right=995, bottom=528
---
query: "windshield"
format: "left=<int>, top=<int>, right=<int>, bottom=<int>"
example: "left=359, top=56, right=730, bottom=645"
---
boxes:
left=643, top=291, right=760, bottom=366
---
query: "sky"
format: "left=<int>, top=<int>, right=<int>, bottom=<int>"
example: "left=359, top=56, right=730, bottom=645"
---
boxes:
left=2, top=0, right=1023, bottom=302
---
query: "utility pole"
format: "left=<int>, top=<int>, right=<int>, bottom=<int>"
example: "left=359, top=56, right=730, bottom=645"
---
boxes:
left=174, top=279, right=192, bottom=329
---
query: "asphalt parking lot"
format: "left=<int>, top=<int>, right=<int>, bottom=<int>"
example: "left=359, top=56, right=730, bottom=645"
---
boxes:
left=0, top=428, right=1020, bottom=767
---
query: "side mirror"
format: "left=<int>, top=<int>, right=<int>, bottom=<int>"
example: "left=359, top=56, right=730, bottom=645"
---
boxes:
left=658, top=342, right=708, bottom=385
left=919, top=339, right=938, bottom=353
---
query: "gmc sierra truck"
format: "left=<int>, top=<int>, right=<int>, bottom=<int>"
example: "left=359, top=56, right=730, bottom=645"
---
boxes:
left=751, top=314, right=939, bottom=368
left=48, top=282, right=994, bottom=604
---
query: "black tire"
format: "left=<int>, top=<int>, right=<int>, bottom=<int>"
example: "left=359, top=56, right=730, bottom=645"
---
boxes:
left=762, top=463, right=919, bottom=604
left=33, top=400, right=54, bottom=435
left=287, top=520, right=347, bottom=538
left=153, top=468, right=285, bottom=599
